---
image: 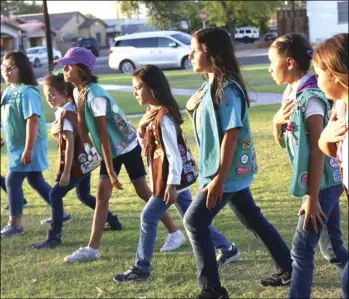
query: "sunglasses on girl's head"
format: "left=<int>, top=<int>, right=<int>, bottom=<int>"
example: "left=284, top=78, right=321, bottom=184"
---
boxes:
left=1, top=64, right=18, bottom=72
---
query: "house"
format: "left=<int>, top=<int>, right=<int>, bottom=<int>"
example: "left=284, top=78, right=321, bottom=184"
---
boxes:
left=0, top=16, right=26, bottom=53
left=78, top=18, right=108, bottom=47
left=307, top=1, right=348, bottom=43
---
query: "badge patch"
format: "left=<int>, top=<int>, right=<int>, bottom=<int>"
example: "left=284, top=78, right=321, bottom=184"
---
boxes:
left=242, top=139, right=251, bottom=150
left=329, top=157, right=339, bottom=168
left=333, top=169, right=342, bottom=183
left=78, top=153, right=87, bottom=164
left=183, top=163, right=193, bottom=174
left=298, top=171, right=308, bottom=189
left=186, top=174, right=195, bottom=183
left=178, top=145, right=186, bottom=156
left=112, top=106, right=119, bottom=113
left=237, top=167, right=250, bottom=175
left=240, top=154, right=249, bottom=165
left=252, top=162, right=257, bottom=172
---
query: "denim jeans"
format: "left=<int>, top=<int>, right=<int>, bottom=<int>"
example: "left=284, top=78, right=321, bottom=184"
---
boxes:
left=343, top=262, right=348, bottom=299
left=50, top=173, right=113, bottom=235
left=1, top=175, right=7, bottom=193
left=6, top=171, right=51, bottom=217
left=183, top=187, right=292, bottom=290
left=135, top=189, right=231, bottom=273
left=289, top=184, right=348, bottom=299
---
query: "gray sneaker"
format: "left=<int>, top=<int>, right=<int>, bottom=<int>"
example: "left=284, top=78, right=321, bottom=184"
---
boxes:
left=1, top=224, right=24, bottom=237
left=64, top=247, right=100, bottom=263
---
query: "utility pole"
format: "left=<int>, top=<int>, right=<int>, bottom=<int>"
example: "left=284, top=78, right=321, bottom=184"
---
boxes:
left=42, top=0, right=54, bottom=72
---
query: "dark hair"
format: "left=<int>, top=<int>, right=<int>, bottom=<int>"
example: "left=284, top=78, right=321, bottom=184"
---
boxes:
left=75, top=63, right=98, bottom=133
left=270, top=33, right=313, bottom=73
left=192, top=27, right=250, bottom=107
left=4, top=51, right=38, bottom=86
left=313, top=33, right=348, bottom=91
left=43, top=72, right=75, bottom=102
left=133, top=65, right=183, bottom=126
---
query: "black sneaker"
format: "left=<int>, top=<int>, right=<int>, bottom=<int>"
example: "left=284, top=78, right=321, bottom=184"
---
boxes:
left=260, top=270, right=291, bottom=287
left=104, top=215, right=122, bottom=231
left=198, top=286, right=229, bottom=299
left=217, top=243, right=241, bottom=266
left=32, top=230, right=62, bottom=249
left=112, top=265, right=150, bottom=282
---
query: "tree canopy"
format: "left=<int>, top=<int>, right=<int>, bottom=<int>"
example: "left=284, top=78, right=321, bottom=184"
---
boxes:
left=1, top=0, right=42, bottom=16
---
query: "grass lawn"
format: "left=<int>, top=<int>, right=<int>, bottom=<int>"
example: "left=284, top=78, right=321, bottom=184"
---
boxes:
left=1, top=104, right=347, bottom=298
left=1, top=64, right=285, bottom=123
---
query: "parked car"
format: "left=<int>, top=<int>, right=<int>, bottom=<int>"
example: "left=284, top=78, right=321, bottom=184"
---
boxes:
left=234, top=27, right=260, bottom=43
left=264, top=28, right=278, bottom=42
left=74, top=37, right=100, bottom=57
left=109, top=31, right=192, bottom=74
left=26, top=46, right=62, bottom=68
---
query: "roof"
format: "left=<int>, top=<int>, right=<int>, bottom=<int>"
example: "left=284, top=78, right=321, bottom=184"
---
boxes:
left=115, top=30, right=185, bottom=40
left=0, top=16, right=26, bottom=32
left=17, top=11, right=86, bottom=30
left=79, top=18, right=108, bottom=29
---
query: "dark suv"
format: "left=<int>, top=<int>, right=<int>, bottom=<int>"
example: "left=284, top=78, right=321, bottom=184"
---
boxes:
left=74, top=38, right=99, bottom=57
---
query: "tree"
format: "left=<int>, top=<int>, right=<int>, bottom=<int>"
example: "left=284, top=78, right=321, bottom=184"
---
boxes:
left=1, top=0, right=42, bottom=16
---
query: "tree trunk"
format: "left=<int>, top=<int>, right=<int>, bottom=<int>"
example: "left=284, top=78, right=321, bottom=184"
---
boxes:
left=220, top=0, right=235, bottom=42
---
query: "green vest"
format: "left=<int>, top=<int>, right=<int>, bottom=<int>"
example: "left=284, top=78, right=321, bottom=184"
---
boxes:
left=1, top=84, right=47, bottom=146
left=194, top=79, right=257, bottom=183
left=284, top=88, right=342, bottom=197
left=84, top=83, right=137, bottom=159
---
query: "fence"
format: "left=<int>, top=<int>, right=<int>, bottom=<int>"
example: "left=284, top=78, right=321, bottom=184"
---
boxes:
left=277, top=8, right=309, bottom=39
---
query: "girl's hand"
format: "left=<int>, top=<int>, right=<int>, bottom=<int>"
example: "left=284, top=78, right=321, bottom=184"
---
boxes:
left=164, top=185, right=177, bottom=205
left=138, top=109, right=158, bottom=138
left=320, top=116, right=348, bottom=144
left=21, top=149, right=33, bottom=165
left=186, top=88, right=206, bottom=112
left=298, top=196, right=327, bottom=233
left=108, top=169, right=123, bottom=190
left=50, top=120, right=61, bottom=137
left=273, top=100, right=295, bottom=125
left=59, top=171, right=70, bottom=187
left=203, top=176, right=224, bottom=209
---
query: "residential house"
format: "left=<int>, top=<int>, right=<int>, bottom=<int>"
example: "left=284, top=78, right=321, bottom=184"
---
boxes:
left=0, top=16, right=26, bottom=53
left=307, top=1, right=348, bottom=43
left=78, top=18, right=108, bottom=47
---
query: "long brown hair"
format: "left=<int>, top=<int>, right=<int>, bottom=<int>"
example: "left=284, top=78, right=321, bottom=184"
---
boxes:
left=133, top=65, right=183, bottom=126
left=192, top=27, right=250, bottom=107
left=313, top=33, right=348, bottom=91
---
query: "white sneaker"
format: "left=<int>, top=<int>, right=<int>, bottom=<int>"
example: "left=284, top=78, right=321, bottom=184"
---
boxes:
left=160, top=230, right=186, bottom=252
left=64, top=247, right=100, bottom=263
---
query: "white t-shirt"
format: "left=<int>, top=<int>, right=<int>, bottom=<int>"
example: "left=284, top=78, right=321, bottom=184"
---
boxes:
left=73, top=88, right=137, bottom=154
left=282, top=73, right=326, bottom=157
left=54, top=102, right=76, bottom=133
left=336, top=100, right=348, bottom=190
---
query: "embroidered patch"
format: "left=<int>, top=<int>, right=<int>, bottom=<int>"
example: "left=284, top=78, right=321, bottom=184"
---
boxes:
left=186, top=174, right=195, bottom=183
left=333, top=169, right=342, bottom=183
left=329, top=157, right=339, bottom=168
left=112, top=106, right=119, bottom=113
left=178, top=144, right=186, bottom=156
left=128, top=132, right=136, bottom=140
left=78, top=153, right=87, bottom=164
left=240, top=154, right=249, bottom=165
left=298, top=171, right=308, bottom=189
left=81, top=162, right=91, bottom=174
left=183, top=163, right=193, bottom=174
left=237, top=166, right=250, bottom=175
left=117, top=145, right=123, bottom=152
left=252, top=162, right=257, bottom=173
left=242, top=139, right=251, bottom=150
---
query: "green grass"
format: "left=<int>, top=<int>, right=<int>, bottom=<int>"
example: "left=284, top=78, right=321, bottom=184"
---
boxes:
left=1, top=65, right=285, bottom=123
left=1, top=105, right=347, bottom=298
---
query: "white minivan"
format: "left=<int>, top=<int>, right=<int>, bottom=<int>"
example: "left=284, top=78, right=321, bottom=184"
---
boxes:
left=109, top=31, right=192, bottom=73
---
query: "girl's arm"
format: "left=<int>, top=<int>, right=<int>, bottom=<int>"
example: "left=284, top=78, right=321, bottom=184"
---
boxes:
left=59, top=131, right=74, bottom=187
left=21, top=115, right=39, bottom=165
left=299, top=114, right=327, bottom=233
left=204, top=128, right=239, bottom=208
left=96, top=116, right=123, bottom=189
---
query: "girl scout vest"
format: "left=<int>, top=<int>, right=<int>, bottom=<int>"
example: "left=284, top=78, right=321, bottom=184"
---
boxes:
left=1, top=84, right=47, bottom=146
left=57, top=110, right=101, bottom=181
left=194, top=79, right=257, bottom=184
left=284, top=79, right=342, bottom=197
left=83, top=83, right=137, bottom=159
left=144, top=108, right=198, bottom=197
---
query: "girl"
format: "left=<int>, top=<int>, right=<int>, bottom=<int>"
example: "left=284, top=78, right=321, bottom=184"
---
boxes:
left=113, top=65, right=240, bottom=282
left=183, top=27, right=293, bottom=299
left=314, top=33, right=348, bottom=299
left=268, top=33, right=348, bottom=298
left=55, top=47, right=185, bottom=262
left=32, top=71, right=122, bottom=249
left=0, top=51, right=52, bottom=237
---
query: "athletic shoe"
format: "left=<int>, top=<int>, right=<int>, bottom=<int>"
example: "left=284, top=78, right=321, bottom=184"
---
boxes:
left=32, top=230, right=62, bottom=249
left=197, top=286, right=229, bottom=299
left=216, top=243, right=241, bottom=266
left=1, top=224, right=24, bottom=237
left=2, top=198, right=28, bottom=211
left=112, top=265, right=151, bottom=282
left=160, top=229, right=186, bottom=252
left=259, top=270, right=292, bottom=287
left=40, top=213, right=72, bottom=225
left=64, top=247, right=100, bottom=263
left=104, top=215, right=123, bottom=231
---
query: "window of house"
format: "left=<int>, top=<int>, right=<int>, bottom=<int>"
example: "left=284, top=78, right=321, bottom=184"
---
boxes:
left=338, top=1, right=348, bottom=24
left=96, top=32, right=101, bottom=43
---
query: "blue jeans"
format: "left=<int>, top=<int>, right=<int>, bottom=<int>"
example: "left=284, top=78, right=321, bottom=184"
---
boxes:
left=135, top=189, right=232, bottom=273
left=6, top=171, right=51, bottom=217
left=50, top=173, right=113, bottom=235
left=289, top=184, right=348, bottom=299
left=183, top=187, right=292, bottom=289
left=343, top=262, right=348, bottom=299
left=1, top=175, right=6, bottom=193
